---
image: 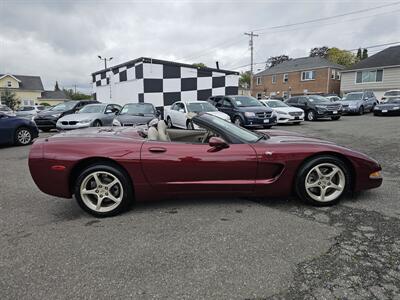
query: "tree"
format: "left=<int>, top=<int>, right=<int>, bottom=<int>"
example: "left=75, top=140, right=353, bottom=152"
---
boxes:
left=266, top=55, right=291, bottom=68
left=54, top=81, right=60, bottom=91
left=309, top=46, right=329, bottom=58
left=192, top=63, right=207, bottom=68
left=327, top=47, right=358, bottom=67
left=239, top=71, right=251, bottom=89
left=362, top=48, right=368, bottom=60
left=1, top=89, right=20, bottom=110
left=63, top=88, right=92, bottom=100
left=356, top=48, right=362, bottom=60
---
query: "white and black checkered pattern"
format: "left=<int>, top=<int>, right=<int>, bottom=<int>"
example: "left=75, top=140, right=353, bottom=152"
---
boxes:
left=92, top=58, right=239, bottom=111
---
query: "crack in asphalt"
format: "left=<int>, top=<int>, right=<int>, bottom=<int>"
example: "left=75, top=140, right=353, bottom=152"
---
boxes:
left=249, top=201, right=400, bottom=300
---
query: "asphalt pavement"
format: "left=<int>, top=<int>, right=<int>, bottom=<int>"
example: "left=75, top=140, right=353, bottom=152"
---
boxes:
left=0, top=114, right=399, bottom=299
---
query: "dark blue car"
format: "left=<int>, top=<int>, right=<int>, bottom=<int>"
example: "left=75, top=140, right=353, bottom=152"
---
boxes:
left=0, top=112, right=39, bottom=146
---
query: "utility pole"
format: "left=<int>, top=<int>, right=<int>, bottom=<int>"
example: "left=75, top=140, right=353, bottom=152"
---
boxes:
left=98, top=55, right=113, bottom=69
left=244, top=32, right=258, bottom=93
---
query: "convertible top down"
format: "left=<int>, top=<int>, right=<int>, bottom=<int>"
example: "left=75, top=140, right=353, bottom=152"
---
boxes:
left=29, top=113, right=382, bottom=217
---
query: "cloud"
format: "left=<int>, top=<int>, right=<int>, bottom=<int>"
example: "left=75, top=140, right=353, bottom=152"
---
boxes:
left=0, top=0, right=399, bottom=93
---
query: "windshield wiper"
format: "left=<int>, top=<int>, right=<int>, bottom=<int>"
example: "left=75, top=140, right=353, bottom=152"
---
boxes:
left=256, top=132, right=269, bottom=142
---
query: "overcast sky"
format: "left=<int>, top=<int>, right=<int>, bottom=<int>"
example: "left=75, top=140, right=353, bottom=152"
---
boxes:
left=1, top=0, right=399, bottom=93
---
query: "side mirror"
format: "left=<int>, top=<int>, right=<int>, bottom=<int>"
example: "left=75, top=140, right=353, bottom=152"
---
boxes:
left=208, top=137, right=229, bottom=151
left=178, top=109, right=185, bottom=113
left=105, top=109, right=113, bottom=114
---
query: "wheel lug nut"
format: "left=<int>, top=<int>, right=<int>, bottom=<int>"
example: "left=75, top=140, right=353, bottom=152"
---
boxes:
left=95, top=190, right=99, bottom=193
left=105, top=187, right=108, bottom=190
left=105, top=193, right=108, bottom=196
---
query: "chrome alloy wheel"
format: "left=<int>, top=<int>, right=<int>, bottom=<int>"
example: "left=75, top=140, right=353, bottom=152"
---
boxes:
left=305, top=163, right=345, bottom=202
left=17, top=129, right=31, bottom=145
left=80, top=171, right=123, bottom=213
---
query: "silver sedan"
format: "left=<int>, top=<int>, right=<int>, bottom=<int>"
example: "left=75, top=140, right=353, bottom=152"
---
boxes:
left=56, top=103, right=121, bottom=130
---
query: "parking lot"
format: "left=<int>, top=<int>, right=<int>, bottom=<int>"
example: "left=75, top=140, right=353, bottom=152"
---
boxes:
left=0, top=114, right=399, bottom=299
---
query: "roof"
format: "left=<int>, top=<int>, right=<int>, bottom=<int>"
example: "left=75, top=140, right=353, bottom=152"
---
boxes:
left=0, top=74, right=44, bottom=91
left=92, top=57, right=239, bottom=76
left=344, top=45, right=400, bottom=71
left=255, top=57, right=345, bottom=76
left=39, top=90, right=70, bottom=100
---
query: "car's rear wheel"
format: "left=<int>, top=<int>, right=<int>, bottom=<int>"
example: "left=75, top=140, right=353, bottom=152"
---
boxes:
left=92, top=120, right=102, bottom=127
left=306, top=110, right=316, bottom=121
left=358, top=106, right=364, bottom=115
left=15, top=127, right=33, bottom=145
left=234, top=116, right=243, bottom=127
left=74, top=164, right=132, bottom=217
left=331, top=116, right=341, bottom=120
left=295, top=155, right=351, bottom=206
left=166, top=117, right=173, bottom=128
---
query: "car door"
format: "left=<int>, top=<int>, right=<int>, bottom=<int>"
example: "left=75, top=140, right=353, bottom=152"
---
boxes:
left=170, top=102, right=186, bottom=128
left=218, top=98, right=235, bottom=118
left=103, top=105, right=116, bottom=125
left=140, top=139, right=258, bottom=196
left=0, top=114, right=13, bottom=144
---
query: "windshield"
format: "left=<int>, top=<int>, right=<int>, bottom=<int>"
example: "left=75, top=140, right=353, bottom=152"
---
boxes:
left=17, top=106, right=33, bottom=111
left=308, top=95, right=331, bottom=103
left=120, top=103, right=155, bottom=115
left=387, top=98, right=400, bottom=104
left=50, top=101, right=77, bottom=111
left=384, top=91, right=400, bottom=96
left=342, top=93, right=363, bottom=101
left=197, top=114, right=261, bottom=143
left=187, top=102, right=217, bottom=113
left=230, top=96, right=263, bottom=107
left=266, top=100, right=288, bottom=108
left=79, top=104, right=105, bottom=114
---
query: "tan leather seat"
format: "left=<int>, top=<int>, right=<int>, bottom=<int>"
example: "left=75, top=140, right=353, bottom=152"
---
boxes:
left=157, top=120, right=171, bottom=142
left=147, top=126, right=159, bottom=141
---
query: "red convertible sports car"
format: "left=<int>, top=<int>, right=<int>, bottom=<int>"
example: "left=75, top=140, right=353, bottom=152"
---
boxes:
left=29, top=113, right=382, bottom=217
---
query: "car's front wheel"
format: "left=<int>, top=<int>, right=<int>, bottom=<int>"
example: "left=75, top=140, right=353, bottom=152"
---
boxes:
left=358, top=106, right=364, bottom=115
left=92, top=120, right=102, bottom=127
left=234, top=116, right=243, bottom=127
left=74, top=163, right=133, bottom=217
left=186, top=120, right=194, bottom=130
left=166, top=117, right=173, bottom=128
left=306, top=110, right=316, bottom=121
left=15, top=127, right=33, bottom=145
left=331, top=116, right=341, bottom=120
left=295, top=155, right=351, bottom=206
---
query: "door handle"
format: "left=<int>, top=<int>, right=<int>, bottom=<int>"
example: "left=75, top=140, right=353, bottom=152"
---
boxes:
left=148, top=147, right=167, bottom=153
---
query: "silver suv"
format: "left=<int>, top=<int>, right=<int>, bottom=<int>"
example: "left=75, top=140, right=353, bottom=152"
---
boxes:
left=340, top=91, right=378, bottom=115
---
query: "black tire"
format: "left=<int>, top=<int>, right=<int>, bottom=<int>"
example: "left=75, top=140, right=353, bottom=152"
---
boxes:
left=41, top=128, right=51, bottom=132
left=92, top=120, right=102, bottom=127
left=14, top=127, right=33, bottom=146
left=186, top=120, right=194, bottom=130
left=306, top=110, right=316, bottom=121
left=74, top=163, right=133, bottom=217
left=295, top=155, right=351, bottom=206
left=166, top=117, right=173, bottom=128
left=234, top=116, right=243, bottom=127
left=263, top=125, right=272, bottom=129
left=293, top=121, right=301, bottom=125
left=331, top=116, right=341, bottom=120
left=358, top=106, right=364, bottom=115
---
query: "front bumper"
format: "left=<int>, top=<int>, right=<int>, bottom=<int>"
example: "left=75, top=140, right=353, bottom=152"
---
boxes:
left=34, top=117, right=58, bottom=130
left=56, top=122, right=92, bottom=130
left=243, top=116, right=278, bottom=127
left=315, top=110, right=342, bottom=118
left=277, top=113, right=304, bottom=123
left=342, top=106, right=359, bottom=114
left=373, top=109, right=400, bottom=116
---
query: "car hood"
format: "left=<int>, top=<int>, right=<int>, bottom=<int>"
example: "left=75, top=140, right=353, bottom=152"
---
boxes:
left=58, top=113, right=101, bottom=122
left=115, top=114, right=155, bottom=125
left=236, top=106, right=272, bottom=113
left=271, top=106, right=303, bottom=113
left=37, top=110, right=66, bottom=117
left=258, top=129, right=335, bottom=145
left=341, top=100, right=361, bottom=106
left=206, top=111, right=230, bottom=119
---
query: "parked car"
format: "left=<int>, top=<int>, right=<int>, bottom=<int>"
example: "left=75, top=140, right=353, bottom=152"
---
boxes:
left=0, top=105, right=16, bottom=117
left=165, top=101, right=231, bottom=129
left=340, top=91, right=378, bottom=115
left=325, top=96, right=341, bottom=102
left=0, top=112, right=39, bottom=146
left=112, top=103, right=159, bottom=127
left=208, top=95, right=277, bottom=128
left=260, top=99, right=304, bottom=124
left=56, top=103, right=121, bottom=130
left=34, top=100, right=98, bottom=132
left=381, top=90, right=400, bottom=103
left=28, top=113, right=383, bottom=217
left=286, top=95, right=342, bottom=121
left=373, top=97, right=400, bottom=116
left=15, top=105, right=46, bottom=118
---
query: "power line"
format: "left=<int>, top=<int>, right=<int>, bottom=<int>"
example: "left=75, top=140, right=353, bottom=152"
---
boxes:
left=347, top=41, right=400, bottom=52
left=251, top=2, right=400, bottom=33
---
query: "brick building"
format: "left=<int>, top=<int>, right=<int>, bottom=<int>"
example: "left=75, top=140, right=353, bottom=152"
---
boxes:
left=252, top=57, right=344, bottom=99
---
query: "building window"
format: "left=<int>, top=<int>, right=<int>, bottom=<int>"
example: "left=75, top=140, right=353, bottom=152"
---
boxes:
left=283, top=73, right=288, bottom=83
left=356, top=69, right=383, bottom=83
left=256, top=93, right=262, bottom=99
left=331, top=69, right=335, bottom=79
left=256, top=77, right=262, bottom=85
left=7, top=81, right=12, bottom=87
left=272, top=75, right=276, bottom=84
left=301, top=70, right=316, bottom=81
left=23, top=100, right=34, bottom=106
left=283, top=91, right=289, bottom=99
left=336, top=71, right=341, bottom=80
